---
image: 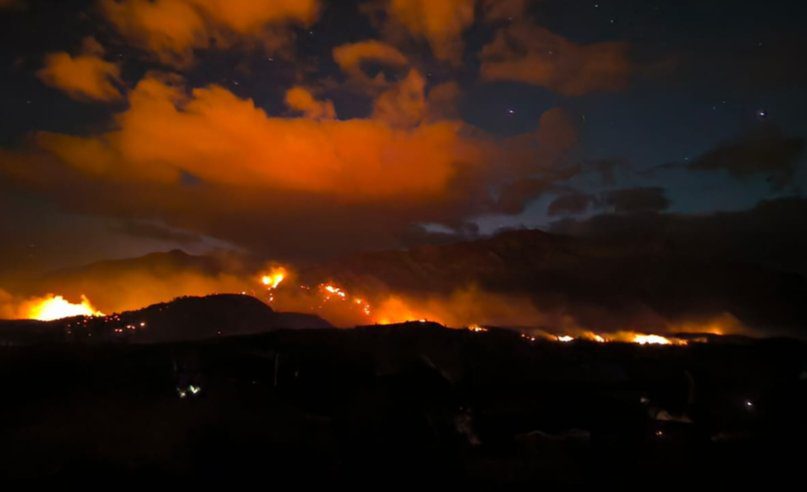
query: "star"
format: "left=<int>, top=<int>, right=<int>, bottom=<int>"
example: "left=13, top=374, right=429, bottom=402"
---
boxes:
left=507, top=108, right=516, bottom=115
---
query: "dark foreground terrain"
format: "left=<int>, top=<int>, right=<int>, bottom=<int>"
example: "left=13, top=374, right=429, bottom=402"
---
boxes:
left=1, top=297, right=806, bottom=485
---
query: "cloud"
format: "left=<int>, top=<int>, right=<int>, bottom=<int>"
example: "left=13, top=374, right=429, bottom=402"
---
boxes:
left=495, top=178, right=555, bottom=215
left=480, top=22, right=631, bottom=96
left=26, top=73, right=484, bottom=200
left=493, top=107, right=582, bottom=213
left=332, top=39, right=408, bottom=86
left=547, top=192, right=592, bottom=216
left=99, top=0, right=320, bottom=65
left=481, top=0, right=527, bottom=22
left=284, top=86, right=336, bottom=119
left=331, top=41, right=463, bottom=123
left=0, top=72, right=504, bottom=259
left=1, top=67, right=580, bottom=262
left=362, top=0, right=474, bottom=63
left=110, top=219, right=206, bottom=245
left=535, top=106, right=578, bottom=152
left=688, top=124, right=804, bottom=189
left=587, top=158, right=627, bottom=185
left=372, top=69, right=427, bottom=127
left=37, top=37, right=122, bottom=102
left=600, top=187, right=670, bottom=213
left=549, top=185, right=670, bottom=220
left=425, top=81, right=461, bottom=121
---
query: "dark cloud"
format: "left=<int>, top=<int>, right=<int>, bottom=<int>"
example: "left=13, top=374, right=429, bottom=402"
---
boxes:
left=110, top=219, right=205, bottom=246
left=495, top=178, right=555, bottom=215
left=551, top=196, right=807, bottom=277
left=600, top=187, right=670, bottom=213
left=587, top=158, right=628, bottom=185
left=688, top=124, right=804, bottom=189
left=491, top=107, right=582, bottom=214
left=547, top=192, right=592, bottom=216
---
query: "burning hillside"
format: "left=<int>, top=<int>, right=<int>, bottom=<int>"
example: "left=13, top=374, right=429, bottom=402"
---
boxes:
left=1, top=228, right=803, bottom=341
left=0, top=294, right=331, bottom=346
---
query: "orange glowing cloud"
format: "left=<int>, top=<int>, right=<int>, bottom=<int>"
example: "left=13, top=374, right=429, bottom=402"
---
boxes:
left=1, top=62, right=584, bottom=259
left=481, top=22, right=632, bottom=96
left=372, top=69, right=427, bottom=128
left=99, top=0, right=320, bottom=64
left=332, top=39, right=409, bottom=85
left=284, top=86, right=336, bottom=120
left=482, top=0, right=527, bottom=22
left=384, top=0, right=475, bottom=62
left=37, top=37, right=122, bottom=102
left=31, top=73, right=485, bottom=201
left=425, top=81, right=462, bottom=121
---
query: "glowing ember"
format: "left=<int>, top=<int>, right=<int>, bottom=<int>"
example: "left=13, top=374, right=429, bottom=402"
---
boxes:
left=27, top=294, right=104, bottom=321
left=353, top=298, right=372, bottom=317
left=468, top=324, right=487, bottom=333
left=321, top=283, right=348, bottom=299
left=260, top=267, right=287, bottom=289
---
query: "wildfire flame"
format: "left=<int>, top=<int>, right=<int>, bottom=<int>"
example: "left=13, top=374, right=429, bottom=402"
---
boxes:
left=26, top=294, right=104, bottom=321
left=550, top=331, right=687, bottom=346
left=264, top=275, right=695, bottom=346
left=260, top=267, right=287, bottom=289
left=7, top=260, right=719, bottom=350
left=322, top=283, right=347, bottom=299
left=631, top=334, right=678, bottom=345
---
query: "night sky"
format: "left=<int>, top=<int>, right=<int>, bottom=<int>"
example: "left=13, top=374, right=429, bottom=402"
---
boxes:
left=1, top=0, right=805, bottom=274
